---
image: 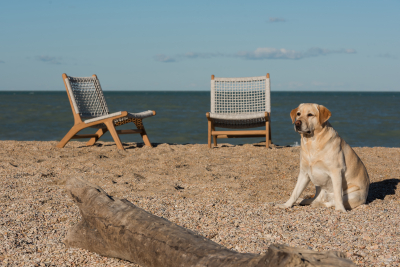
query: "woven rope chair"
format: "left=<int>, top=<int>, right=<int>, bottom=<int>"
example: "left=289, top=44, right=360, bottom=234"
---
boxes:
left=57, top=73, right=156, bottom=150
left=206, top=73, right=271, bottom=148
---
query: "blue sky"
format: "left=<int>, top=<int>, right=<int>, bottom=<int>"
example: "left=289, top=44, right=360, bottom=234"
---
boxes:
left=0, top=0, right=399, bottom=91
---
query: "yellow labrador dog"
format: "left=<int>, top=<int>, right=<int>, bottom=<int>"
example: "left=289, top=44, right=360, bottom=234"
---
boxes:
left=277, top=103, right=370, bottom=212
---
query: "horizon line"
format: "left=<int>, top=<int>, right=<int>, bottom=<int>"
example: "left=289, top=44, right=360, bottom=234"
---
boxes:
left=0, top=90, right=399, bottom=93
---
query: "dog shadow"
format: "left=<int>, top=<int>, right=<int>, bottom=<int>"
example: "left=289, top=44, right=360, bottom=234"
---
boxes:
left=367, top=178, right=399, bottom=203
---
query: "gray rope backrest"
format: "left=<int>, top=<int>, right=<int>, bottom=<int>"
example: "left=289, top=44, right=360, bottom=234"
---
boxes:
left=211, top=76, right=271, bottom=114
left=65, top=76, right=109, bottom=118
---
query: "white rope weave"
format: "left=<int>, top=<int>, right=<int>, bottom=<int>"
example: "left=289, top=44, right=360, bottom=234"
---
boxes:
left=65, top=77, right=109, bottom=118
left=210, top=75, right=270, bottom=128
left=209, top=112, right=266, bottom=120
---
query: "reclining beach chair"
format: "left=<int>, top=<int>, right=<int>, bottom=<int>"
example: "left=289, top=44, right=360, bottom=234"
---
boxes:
left=57, top=73, right=156, bottom=150
left=206, top=74, right=271, bottom=148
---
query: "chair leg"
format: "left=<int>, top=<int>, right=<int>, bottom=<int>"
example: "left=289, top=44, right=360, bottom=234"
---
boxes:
left=86, top=128, right=108, bottom=146
left=269, top=119, right=272, bottom=146
left=265, top=120, right=270, bottom=148
left=105, top=121, right=124, bottom=150
left=207, top=119, right=212, bottom=148
left=140, top=126, right=153, bottom=147
left=212, top=124, right=217, bottom=147
left=57, top=125, right=82, bottom=148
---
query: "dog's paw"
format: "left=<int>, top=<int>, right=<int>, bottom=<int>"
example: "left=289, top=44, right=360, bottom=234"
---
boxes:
left=335, top=207, right=347, bottom=213
left=275, top=203, right=291, bottom=209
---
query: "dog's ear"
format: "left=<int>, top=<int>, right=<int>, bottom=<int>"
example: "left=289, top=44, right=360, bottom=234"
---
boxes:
left=318, top=105, right=331, bottom=124
left=290, top=108, right=298, bottom=124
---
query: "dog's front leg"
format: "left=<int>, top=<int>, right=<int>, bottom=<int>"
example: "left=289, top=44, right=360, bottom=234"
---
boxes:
left=331, top=170, right=346, bottom=212
left=277, top=170, right=310, bottom=209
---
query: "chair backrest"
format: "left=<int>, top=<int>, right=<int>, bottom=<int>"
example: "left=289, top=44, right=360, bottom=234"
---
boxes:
left=211, top=74, right=270, bottom=115
left=64, top=75, right=109, bottom=118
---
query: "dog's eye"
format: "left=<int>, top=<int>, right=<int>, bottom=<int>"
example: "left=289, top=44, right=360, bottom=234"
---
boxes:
left=296, top=112, right=300, bottom=116
left=307, top=113, right=313, bottom=117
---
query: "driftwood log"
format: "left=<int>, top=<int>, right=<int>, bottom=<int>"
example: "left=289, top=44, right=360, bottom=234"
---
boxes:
left=64, top=177, right=356, bottom=267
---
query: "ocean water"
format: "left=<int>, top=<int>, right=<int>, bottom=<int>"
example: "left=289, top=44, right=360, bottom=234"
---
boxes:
left=0, top=91, right=399, bottom=147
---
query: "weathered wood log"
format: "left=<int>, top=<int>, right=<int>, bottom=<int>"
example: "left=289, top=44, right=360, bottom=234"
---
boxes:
left=64, top=177, right=356, bottom=267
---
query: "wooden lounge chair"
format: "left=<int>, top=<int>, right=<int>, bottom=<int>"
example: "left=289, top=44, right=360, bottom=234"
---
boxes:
left=206, top=74, right=271, bottom=148
left=57, top=73, right=156, bottom=150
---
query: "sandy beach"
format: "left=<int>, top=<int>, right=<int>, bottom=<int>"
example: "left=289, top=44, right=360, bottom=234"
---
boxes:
left=0, top=140, right=399, bottom=266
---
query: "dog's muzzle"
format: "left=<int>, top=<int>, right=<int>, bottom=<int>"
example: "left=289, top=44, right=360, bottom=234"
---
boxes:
left=295, top=120, right=302, bottom=131
left=295, top=120, right=311, bottom=134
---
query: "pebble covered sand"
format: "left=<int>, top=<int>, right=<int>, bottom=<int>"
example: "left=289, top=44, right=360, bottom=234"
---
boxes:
left=0, top=140, right=399, bottom=266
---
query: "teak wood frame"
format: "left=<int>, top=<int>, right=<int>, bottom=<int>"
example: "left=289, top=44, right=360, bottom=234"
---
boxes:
left=206, top=74, right=271, bottom=148
left=57, top=73, right=156, bottom=150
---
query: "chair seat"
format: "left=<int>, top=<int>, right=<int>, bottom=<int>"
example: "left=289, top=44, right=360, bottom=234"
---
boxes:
left=84, top=110, right=154, bottom=124
left=209, top=112, right=266, bottom=120
left=125, top=110, right=155, bottom=119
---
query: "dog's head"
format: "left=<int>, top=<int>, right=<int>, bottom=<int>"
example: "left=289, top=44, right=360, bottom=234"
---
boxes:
left=290, top=103, right=331, bottom=135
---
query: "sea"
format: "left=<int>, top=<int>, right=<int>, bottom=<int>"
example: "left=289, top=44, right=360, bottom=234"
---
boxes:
left=0, top=91, right=399, bottom=147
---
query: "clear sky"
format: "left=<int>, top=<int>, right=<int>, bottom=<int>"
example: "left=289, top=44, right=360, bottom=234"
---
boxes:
left=0, top=0, right=399, bottom=91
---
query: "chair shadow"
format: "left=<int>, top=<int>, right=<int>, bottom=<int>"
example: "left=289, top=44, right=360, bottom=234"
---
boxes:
left=126, top=143, right=193, bottom=149
left=367, top=178, right=399, bottom=203
left=78, top=141, right=290, bottom=149
left=78, top=142, right=193, bottom=149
